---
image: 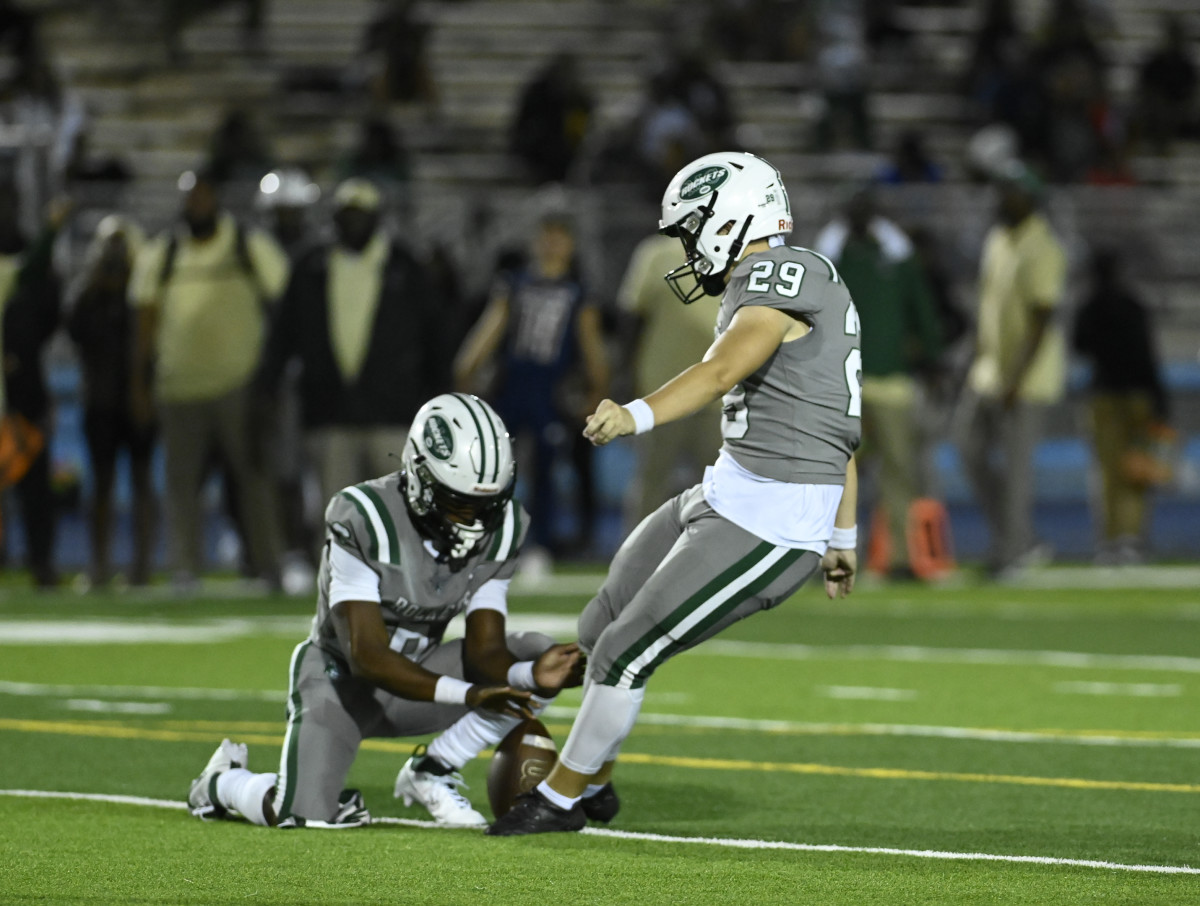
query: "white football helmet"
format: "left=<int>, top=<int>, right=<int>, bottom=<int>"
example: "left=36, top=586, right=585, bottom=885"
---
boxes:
left=402, top=394, right=516, bottom=568
left=659, top=151, right=793, bottom=303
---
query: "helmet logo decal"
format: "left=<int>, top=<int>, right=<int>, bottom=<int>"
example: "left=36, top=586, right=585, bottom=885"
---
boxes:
left=424, top=415, right=455, bottom=461
left=680, top=165, right=729, bottom=200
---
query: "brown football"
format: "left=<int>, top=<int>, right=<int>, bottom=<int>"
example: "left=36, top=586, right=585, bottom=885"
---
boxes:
left=487, top=718, right=557, bottom=819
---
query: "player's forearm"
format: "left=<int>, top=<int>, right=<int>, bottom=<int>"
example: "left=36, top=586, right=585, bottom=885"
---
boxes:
left=834, top=455, right=858, bottom=529
left=348, top=642, right=441, bottom=701
left=642, top=359, right=735, bottom=427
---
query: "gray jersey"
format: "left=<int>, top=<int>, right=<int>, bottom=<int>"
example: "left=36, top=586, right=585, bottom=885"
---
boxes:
left=309, top=472, right=529, bottom=665
left=717, top=245, right=862, bottom=484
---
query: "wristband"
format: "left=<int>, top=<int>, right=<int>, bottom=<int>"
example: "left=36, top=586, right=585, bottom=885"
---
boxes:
left=829, top=525, right=858, bottom=550
left=624, top=398, right=655, bottom=435
left=506, top=660, right=537, bottom=691
left=433, top=676, right=472, bottom=705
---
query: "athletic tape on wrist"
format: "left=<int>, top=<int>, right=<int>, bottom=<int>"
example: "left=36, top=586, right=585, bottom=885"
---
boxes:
left=506, top=660, right=537, bottom=691
left=433, top=676, right=473, bottom=706
left=624, top=398, right=655, bottom=435
left=829, top=525, right=858, bottom=550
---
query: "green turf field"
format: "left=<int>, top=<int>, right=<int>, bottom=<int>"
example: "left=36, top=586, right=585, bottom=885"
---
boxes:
left=2, top=570, right=1198, bottom=905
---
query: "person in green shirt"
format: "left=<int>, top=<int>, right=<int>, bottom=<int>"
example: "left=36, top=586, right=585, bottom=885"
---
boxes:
left=813, top=189, right=943, bottom=579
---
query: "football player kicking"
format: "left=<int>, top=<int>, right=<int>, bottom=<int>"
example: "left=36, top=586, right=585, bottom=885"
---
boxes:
left=487, top=152, right=861, bottom=836
left=187, top=393, right=583, bottom=828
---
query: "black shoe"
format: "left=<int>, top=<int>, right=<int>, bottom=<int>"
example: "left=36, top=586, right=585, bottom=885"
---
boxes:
left=580, top=783, right=620, bottom=823
left=485, top=790, right=585, bottom=837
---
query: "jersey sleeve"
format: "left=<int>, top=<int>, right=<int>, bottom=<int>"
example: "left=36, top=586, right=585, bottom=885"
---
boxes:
left=323, top=490, right=379, bottom=571
left=479, top=500, right=531, bottom=580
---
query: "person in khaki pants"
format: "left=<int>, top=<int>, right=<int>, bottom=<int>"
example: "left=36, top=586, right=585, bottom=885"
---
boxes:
left=1073, top=248, right=1171, bottom=565
left=130, top=170, right=288, bottom=589
left=256, top=179, right=446, bottom=512
left=615, top=232, right=723, bottom=530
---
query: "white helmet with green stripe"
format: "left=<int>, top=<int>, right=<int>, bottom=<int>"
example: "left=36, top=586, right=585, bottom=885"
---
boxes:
left=402, top=393, right=516, bottom=568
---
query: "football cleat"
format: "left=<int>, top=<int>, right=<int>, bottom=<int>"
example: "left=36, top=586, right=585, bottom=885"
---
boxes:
left=394, top=747, right=487, bottom=827
left=278, top=789, right=371, bottom=829
left=187, top=738, right=247, bottom=820
left=485, top=789, right=586, bottom=837
left=580, top=782, right=620, bottom=823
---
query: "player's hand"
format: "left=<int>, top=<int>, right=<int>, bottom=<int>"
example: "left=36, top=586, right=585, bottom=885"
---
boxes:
left=532, top=643, right=585, bottom=692
left=583, top=399, right=635, bottom=446
left=821, top=547, right=857, bottom=599
left=467, top=684, right=534, bottom=720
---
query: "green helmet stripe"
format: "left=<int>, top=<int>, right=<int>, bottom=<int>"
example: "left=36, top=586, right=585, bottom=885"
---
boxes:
left=453, top=392, right=487, bottom=482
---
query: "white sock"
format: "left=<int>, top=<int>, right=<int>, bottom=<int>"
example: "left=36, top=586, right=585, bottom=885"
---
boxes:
left=558, top=683, right=644, bottom=776
left=216, top=768, right=278, bottom=827
left=536, top=780, right=579, bottom=810
left=426, top=695, right=551, bottom=769
left=583, top=783, right=607, bottom=798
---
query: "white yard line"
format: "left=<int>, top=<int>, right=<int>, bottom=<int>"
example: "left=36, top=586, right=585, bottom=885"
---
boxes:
left=704, top=639, right=1200, bottom=673
left=819, top=686, right=918, bottom=701
left=2, top=680, right=1196, bottom=749
left=1053, top=682, right=1183, bottom=698
left=1, top=789, right=1195, bottom=875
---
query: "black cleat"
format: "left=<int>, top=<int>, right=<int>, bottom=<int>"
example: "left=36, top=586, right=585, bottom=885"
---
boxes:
left=485, top=790, right=586, bottom=837
left=580, top=783, right=620, bottom=823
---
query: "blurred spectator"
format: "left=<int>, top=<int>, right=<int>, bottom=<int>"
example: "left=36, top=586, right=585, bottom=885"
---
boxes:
left=1025, top=0, right=1112, bottom=181
left=255, top=166, right=321, bottom=259
left=1, top=188, right=65, bottom=588
left=336, top=114, right=411, bottom=194
left=254, top=167, right=321, bottom=587
left=256, top=178, right=446, bottom=509
left=810, top=0, right=874, bottom=151
left=206, top=108, right=273, bottom=187
left=631, top=51, right=737, bottom=194
left=957, top=164, right=1066, bottom=580
left=633, top=69, right=707, bottom=194
left=1072, top=249, right=1170, bottom=566
left=509, top=53, right=594, bottom=185
left=702, top=0, right=808, bottom=62
left=814, top=189, right=943, bottom=579
left=615, top=232, right=721, bottom=529
left=164, top=0, right=265, bottom=64
left=66, top=215, right=155, bottom=588
left=963, top=0, right=1046, bottom=148
left=1134, top=14, right=1197, bottom=155
left=454, top=211, right=609, bottom=571
left=129, top=170, right=287, bottom=591
left=361, top=0, right=437, bottom=108
left=876, top=129, right=943, bottom=184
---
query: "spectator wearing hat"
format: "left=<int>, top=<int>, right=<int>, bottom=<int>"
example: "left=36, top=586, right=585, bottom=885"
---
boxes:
left=957, top=164, right=1066, bottom=580
left=257, top=178, right=447, bottom=508
left=130, top=170, right=289, bottom=590
left=67, top=214, right=155, bottom=588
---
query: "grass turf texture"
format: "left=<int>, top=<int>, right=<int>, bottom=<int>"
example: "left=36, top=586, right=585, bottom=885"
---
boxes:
left=2, top=576, right=1198, bottom=904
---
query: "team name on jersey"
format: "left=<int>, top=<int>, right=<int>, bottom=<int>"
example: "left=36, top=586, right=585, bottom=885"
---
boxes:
left=384, top=595, right=465, bottom=623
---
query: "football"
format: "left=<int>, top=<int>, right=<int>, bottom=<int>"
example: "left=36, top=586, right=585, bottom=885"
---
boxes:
left=487, top=718, right=557, bottom=819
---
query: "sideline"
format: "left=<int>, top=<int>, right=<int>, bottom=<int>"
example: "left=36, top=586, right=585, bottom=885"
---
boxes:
left=2, top=789, right=1196, bottom=876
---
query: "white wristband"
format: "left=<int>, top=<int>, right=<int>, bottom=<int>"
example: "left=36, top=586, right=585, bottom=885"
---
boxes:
left=829, top=525, right=858, bottom=550
left=624, top=398, right=655, bottom=435
left=433, top=676, right=473, bottom=705
left=506, top=660, right=537, bottom=691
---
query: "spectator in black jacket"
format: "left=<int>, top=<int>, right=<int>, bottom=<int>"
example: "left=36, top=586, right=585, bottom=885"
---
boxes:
left=66, top=215, right=155, bottom=588
left=1072, top=248, right=1170, bottom=565
left=1, top=190, right=67, bottom=588
left=257, top=178, right=447, bottom=508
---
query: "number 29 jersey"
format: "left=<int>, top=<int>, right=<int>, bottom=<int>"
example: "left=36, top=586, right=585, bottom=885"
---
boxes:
left=716, top=245, right=862, bottom=485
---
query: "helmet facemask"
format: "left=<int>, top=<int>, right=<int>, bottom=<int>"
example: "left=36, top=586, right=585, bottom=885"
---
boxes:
left=400, top=393, right=517, bottom=570
left=403, top=456, right=514, bottom=570
left=660, top=189, right=755, bottom=304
